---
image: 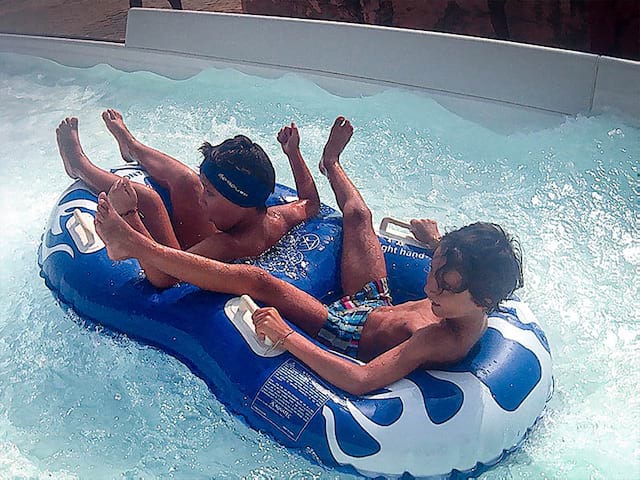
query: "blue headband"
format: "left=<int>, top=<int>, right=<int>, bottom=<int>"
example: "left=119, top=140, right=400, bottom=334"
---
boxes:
left=200, top=159, right=272, bottom=208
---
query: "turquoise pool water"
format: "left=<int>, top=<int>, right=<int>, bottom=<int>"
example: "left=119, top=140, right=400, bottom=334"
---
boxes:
left=0, top=51, right=638, bottom=479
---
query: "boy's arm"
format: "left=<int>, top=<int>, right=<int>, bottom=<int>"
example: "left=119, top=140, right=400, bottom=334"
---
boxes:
left=286, top=332, right=427, bottom=395
left=278, top=123, right=321, bottom=222
left=139, top=232, right=247, bottom=289
left=253, top=307, right=459, bottom=395
left=119, top=210, right=181, bottom=289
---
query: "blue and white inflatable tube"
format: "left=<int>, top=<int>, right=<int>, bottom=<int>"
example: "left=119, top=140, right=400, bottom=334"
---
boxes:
left=38, top=165, right=553, bottom=479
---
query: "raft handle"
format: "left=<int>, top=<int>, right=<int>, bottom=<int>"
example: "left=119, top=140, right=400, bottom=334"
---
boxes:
left=72, top=208, right=96, bottom=246
left=379, top=217, right=429, bottom=248
left=239, top=295, right=274, bottom=348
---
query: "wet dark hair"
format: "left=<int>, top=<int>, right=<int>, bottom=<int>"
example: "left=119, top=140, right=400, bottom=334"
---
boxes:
left=199, top=135, right=275, bottom=211
left=432, top=222, right=524, bottom=312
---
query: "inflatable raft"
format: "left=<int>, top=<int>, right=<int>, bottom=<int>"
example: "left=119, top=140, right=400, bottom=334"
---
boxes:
left=38, top=165, right=553, bottom=479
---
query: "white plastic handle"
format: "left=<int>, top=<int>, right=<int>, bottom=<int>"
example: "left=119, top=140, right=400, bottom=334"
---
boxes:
left=72, top=208, right=96, bottom=245
left=379, top=217, right=414, bottom=242
left=238, top=295, right=273, bottom=347
left=378, top=217, right=430, bottom=249
left=239, top=294, right=259, bottom=314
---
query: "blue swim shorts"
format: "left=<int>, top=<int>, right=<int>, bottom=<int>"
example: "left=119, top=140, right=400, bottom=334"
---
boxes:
left=317, top=278, right=392, bottom=359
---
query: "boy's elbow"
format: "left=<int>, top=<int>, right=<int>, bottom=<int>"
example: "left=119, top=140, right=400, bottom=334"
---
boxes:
left=295, top=199, right=319, bottom=220
left=347, top=384, right=371, bottom=396
left=343, top=369, right=377, bottom=396
left=451, top=346, right=471, bottom=365
left=434, top=343, right=470, bottom=367
left=146, top=275, right=177, bottom=290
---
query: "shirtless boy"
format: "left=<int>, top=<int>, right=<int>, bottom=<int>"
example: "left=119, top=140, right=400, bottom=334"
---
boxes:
left=93, top=116, right=523, bottom=395
left=57, top=111, right=319, bottom=287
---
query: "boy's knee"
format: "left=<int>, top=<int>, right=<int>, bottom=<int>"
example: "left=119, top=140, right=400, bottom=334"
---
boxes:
left=136, top=185, right=164, bottom=209
left=344, top=201, right=372, bottom=226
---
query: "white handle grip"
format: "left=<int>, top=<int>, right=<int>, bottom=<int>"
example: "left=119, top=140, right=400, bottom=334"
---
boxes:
left=72, top=208, right=96, bottom=245
left=379, top=217, right=415, bottom=242
left=238, top=295, right=273, bottom=347
left=239, top=294, right=259, bottom=314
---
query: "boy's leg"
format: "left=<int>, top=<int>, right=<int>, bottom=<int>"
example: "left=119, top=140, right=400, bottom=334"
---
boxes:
left=107, top=177, right=182, bottom=287
left=94, top=194, right=329, bottom=335
left=321, top=117, right=386, bottom=296
left=102, top=109, right=212, bottom=248
left=57, top=117, right=180, bottom=249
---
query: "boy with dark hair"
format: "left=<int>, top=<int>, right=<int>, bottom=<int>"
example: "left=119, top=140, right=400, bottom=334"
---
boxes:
left=198, top=135, right=275, bottom=212
left=56, top=111, right=319, bottom=288
left=430, top=221, right=523, bottom=312
left=93, top=116, right=524, bottom=395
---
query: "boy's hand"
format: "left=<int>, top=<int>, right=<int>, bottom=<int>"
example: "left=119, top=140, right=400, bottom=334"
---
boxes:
left=252, top=307, right=294, bottom=346
left=409, top=219, right=442, bottom=250
left=277, top=122, right=300, bottom=156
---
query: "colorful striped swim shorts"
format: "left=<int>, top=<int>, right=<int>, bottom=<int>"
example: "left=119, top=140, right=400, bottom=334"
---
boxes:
left=317, top=278, right=393, bottom=359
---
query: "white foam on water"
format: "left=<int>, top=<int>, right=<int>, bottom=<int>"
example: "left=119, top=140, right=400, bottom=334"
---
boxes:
left=0, top=52, right=638, bottom=479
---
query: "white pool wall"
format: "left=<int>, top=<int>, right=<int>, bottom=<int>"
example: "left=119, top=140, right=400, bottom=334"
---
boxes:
left=0, top=8, right=638, bottom=128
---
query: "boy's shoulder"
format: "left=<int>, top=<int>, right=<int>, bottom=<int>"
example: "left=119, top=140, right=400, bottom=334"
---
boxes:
left=412, top=315, right=486, bottom=366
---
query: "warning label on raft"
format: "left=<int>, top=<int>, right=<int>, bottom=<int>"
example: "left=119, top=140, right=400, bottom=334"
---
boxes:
left=252, top=359, right=330, bottom=441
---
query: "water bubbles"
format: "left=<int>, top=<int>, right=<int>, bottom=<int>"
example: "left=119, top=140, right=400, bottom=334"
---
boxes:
left=604, top=330, right=618, bottom=349
left=2, top=50, right=639, bottom=480
left=607, top=128, right=624, bottom=138
left=622, top=245, right=640, bottom=265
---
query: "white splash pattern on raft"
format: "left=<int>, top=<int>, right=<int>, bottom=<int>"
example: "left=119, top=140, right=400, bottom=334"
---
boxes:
left=322, top=301, right=553, bottom=478
left=39, top=193, right=98, bottom=264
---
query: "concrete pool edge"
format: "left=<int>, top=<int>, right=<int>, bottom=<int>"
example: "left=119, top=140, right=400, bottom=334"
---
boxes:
left=0, top=9, right=638, bottom=128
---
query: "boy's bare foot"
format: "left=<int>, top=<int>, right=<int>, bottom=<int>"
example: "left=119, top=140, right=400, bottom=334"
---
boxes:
left=319, top=116, right=353, bottom=176
left=94, top=192, right=138, bottom=261
left=56, top=117, right=89, bottom=179
left=107, top=177, right=139, bottom=217
left=102, top=109, right=136, bottom=163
